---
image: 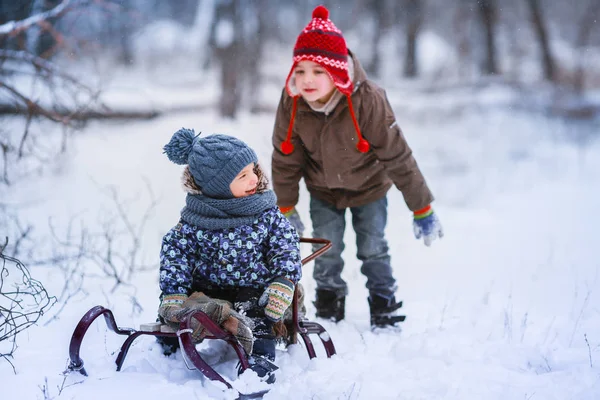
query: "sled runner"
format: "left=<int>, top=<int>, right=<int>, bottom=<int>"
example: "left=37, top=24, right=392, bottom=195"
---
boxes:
left=65, top=237, right=335, bottom=398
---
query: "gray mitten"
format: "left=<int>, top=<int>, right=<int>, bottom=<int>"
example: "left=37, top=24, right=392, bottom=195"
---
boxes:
left=158, top=294, right=189, bottom=322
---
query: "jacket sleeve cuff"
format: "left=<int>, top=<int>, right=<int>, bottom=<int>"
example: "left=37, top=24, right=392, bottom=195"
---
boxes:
left=272, top=276, right=296, bottom=291
left=160, top=293, right=188, bottom=307
left=279, top=206, right=295, bottom=214
left=413, top=205, right=433, bottom=219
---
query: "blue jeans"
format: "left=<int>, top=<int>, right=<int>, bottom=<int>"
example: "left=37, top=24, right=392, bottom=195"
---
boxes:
left=309, top=196, right=397, bottom=298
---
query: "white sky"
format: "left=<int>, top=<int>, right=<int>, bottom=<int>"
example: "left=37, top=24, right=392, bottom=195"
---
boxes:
left=1, top=22, right=600, bottom=400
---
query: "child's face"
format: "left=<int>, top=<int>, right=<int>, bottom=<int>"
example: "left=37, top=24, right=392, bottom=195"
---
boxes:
left=230, top=163, right=258, bottom=198
left=293, top=60, right=336, bottom=103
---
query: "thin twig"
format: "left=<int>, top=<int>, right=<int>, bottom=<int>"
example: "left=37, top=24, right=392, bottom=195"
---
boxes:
left=584, top=334, right=593, bottom=368
left=570, top=288, right=591, bottom=346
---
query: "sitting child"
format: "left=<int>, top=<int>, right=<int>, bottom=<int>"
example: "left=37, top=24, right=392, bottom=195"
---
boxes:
left=157, top=128, right=302, bottom=383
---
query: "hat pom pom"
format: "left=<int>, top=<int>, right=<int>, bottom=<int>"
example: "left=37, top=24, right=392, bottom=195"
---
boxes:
left=281, top=141, right=294, bottom=155
left=163, top=128, right=197, bottom=165
left=312, top=5, right=329, bottom=19
left=357, top=139, right=370, bottom=153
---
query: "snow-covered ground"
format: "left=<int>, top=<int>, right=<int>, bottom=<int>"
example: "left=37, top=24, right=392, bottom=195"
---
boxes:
left=2, top=52, right=600, bottom=399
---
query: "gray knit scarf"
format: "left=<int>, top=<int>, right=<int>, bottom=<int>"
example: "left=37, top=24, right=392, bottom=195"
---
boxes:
left=181, top=191, right=277, bottom=230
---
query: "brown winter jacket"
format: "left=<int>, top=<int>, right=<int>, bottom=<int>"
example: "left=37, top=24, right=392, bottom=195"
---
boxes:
left=271, top=54, right=434, bottom=211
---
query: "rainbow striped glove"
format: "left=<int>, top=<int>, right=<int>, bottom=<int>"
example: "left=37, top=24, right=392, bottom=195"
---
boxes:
left=259, top=277, right=295, bottom=322
left=413, top=205, right=443, bottom=247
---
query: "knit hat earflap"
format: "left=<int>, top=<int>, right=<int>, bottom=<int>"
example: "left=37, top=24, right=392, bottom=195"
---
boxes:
left=164, top=128, right=258, bottom=199
left=281, top=5, right=370, bottom=155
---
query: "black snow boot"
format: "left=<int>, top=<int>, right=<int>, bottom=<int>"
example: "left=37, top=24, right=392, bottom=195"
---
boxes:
left=314, top=289, right=345, bottom=322
left=156, top=335, right=180, bottom=356
left=368, top=294, right=406, bottom=328
left=156, top=316, right=180, bottom=355
left=239, top=355, right=279, bottom=384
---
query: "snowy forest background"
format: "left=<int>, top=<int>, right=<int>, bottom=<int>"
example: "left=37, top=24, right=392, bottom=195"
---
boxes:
left=1, top=1, right=600, bottom=399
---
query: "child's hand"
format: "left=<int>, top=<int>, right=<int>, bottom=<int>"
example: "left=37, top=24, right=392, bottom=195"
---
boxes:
left=259, top=277, right=295, bottom=322
left=158, top=294, right=189, bottom=322
left=413, top=206, right=443, bottom=247
left=280, top=207, right=305, bottom=237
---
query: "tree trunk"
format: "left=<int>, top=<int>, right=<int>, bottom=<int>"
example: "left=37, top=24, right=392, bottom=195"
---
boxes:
left=117, top=32, right=134, bottom=66
left=454, top=0, right=474, bottom=80
left=167, top=0, right=199, bottom=27
left=210, top=0, right=243, bottom=118
left=477, top=0, right=498, bottom=75
left=247, top=0, right=268, bottom=113
left=35, top=0, right=61, bottom=59
left=573, top=0, right=600, bottom=92
left=0, top=0, right=34, bottom=51
left=110, top=0, right=134, bottom=65
left=403, top=0, right=423, bottom=78
left=526, top=0, right=555, bottom=82
left=364, top=0, right=385, bottom=77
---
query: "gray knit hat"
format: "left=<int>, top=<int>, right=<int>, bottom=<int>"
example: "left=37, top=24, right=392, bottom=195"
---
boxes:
left=163, top=128, right=258, bottom=199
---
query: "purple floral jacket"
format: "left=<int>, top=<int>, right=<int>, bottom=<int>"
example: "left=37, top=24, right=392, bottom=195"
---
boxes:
left=159, top=206, right=302, bottom=295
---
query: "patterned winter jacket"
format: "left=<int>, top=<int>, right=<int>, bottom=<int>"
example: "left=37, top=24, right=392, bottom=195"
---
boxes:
left=159, top=206, right=302, bottom=296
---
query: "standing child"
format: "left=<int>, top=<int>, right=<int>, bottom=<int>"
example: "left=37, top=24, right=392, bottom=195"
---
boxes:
left=271, top=6, right=443, bottom=328
left=159, top=128, right=302, bottom=383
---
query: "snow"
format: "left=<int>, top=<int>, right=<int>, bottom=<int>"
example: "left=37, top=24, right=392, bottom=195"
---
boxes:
left=215, top=20, right=235, bottom=49
left=2, top=37, right=600, bottom=400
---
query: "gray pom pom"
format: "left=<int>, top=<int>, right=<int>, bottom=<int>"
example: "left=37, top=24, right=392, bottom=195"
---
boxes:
left=163, top=128, right=198, bottom=165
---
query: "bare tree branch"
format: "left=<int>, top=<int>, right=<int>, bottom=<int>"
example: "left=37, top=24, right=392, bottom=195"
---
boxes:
left=0, top=0, right=71, bottom=37
left=0, top=81, right=67, bottom=123
left=0, top=242, right=57, bottom=364
left=0, top=49, right=86, bottom=86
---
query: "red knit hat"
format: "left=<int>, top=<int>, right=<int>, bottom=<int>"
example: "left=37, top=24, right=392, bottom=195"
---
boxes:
left=280, top=5, right=370, bottom=155
left=285, top=5, right=352, bottom=97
